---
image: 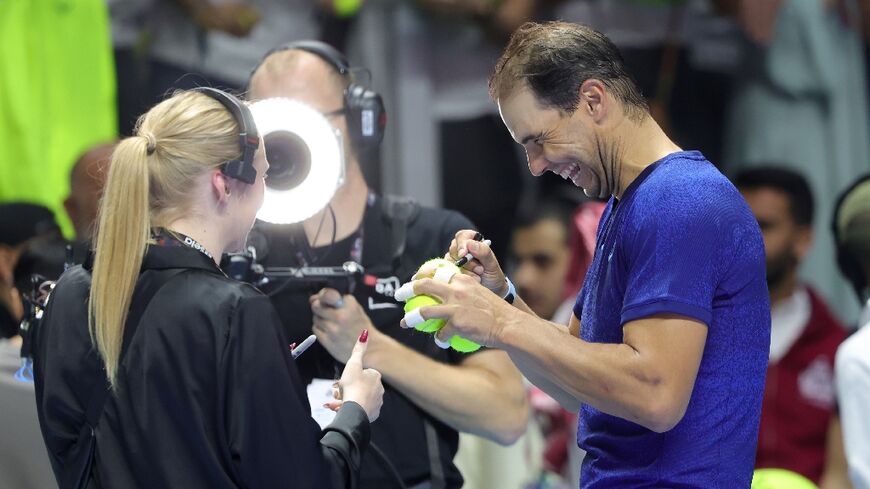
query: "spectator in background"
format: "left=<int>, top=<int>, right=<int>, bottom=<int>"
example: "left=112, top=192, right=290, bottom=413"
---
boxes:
left=0, top=204, right=60, bottom=340
left=64, top=142, right=116, bottom=243
left=722, top=0, right=870, bottom=322
left=735, top=167, right=850, bottom=488
left=833, top=174, right=870, bottom=489
left=510, top=201, right=577, bottom=324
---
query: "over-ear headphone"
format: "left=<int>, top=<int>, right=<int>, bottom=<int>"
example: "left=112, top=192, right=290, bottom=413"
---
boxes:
left=251, top=40, right=386, bottom=154
left=832, top=173, right=870, bottom=301
left=193, top=87, right=260, bottom=185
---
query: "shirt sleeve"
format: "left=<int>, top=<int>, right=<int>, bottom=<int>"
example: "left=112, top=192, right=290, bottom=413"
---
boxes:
left=619, top=193, right=736, bottom=327
left=223, top=293, right=370, bottom=489
left=836, top=329, right=870, bottom=488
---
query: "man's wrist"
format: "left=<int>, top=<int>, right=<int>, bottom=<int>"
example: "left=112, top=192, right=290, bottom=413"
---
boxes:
left=362, top=327, right=392, bottom=368
left=501, top=277, right=516, bottom=304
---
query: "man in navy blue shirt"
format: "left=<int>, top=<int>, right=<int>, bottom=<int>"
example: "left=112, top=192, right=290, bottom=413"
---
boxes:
left=398, top=21, right=770, bottom=487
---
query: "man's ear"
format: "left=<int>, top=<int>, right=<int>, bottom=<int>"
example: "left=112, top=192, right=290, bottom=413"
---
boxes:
left=579, top=79, right=607, bottom=123
left=793, top=225, right=814, bottom=261
left=63, top=196, right=78, bottom=228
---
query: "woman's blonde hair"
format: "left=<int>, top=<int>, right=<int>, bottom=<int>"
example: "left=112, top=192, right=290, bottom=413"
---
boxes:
left=90, top=90, right=243, bottom=386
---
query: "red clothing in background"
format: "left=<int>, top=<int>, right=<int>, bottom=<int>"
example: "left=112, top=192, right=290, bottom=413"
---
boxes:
left=756, top=287, right=847, bottom=483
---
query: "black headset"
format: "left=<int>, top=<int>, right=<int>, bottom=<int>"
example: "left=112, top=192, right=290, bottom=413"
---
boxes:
left=831, top=173, right=870, bottom=302
left=251, top=40, right=386, bottom=154
left=193, top=87, right=260, bottom=185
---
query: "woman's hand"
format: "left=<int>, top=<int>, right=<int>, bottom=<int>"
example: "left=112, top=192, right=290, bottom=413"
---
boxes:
left=326, top=330, right=384, bottom=422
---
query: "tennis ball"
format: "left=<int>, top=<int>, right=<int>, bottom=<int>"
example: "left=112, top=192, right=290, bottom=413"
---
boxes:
left=403, top=258, right=482, bottom=352
left=415, top=257, right=460, bottom=279
left=404, top=294, right=444, bottom=333
left=450, top=335, right=481, bottom=353
left=751, top=469, right=818, bottom=489
left=404, top=258, right=459, bottom=333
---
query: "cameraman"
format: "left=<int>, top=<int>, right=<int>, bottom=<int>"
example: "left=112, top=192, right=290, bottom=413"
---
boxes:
left=248, top=42, right=528, bottom=489
left=33, top=89, right=383, bottom=489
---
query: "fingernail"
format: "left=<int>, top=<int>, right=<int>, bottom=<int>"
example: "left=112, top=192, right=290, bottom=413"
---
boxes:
left=289, top=343, right=297, bottom=350
left=473, top=232, right=483, bottom=241
left=335, top=297, right=344, bottom=308
left=359, top=329, right=369, bottom=343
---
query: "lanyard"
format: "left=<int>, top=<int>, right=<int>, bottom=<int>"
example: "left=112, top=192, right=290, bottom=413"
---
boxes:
left=152, top=228, right=214, bottom=260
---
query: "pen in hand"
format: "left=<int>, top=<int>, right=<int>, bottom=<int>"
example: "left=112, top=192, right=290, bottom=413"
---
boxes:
left=291, top=334, right=317, bottom=359
left=454, top=232, right=490, bottom=268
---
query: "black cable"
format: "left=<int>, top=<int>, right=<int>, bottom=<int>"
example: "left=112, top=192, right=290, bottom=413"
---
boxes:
left=308, top=204, right=339, bottom=267
left=309, top=206, right=330, bottom=259
left=369, top=442, right=408, bottom=489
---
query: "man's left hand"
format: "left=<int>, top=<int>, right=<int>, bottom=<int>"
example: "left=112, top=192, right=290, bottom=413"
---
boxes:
left=399, top=274, right=511, bottom=348
left=311, top=288, right=377, bottom=364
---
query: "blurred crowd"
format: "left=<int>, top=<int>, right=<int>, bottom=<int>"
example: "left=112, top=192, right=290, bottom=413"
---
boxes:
left=2, top=0, right=870, bottom=488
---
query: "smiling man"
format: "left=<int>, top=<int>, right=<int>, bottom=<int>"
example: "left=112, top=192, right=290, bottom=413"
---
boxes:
left=399, top=22, right=771, bottom=488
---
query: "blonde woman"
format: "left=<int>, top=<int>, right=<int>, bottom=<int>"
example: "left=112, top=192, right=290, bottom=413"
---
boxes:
left=33, top=89, right=383, bottom=489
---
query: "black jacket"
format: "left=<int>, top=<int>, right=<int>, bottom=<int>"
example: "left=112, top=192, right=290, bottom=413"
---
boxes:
left=33, top=242, right=370, bottom=489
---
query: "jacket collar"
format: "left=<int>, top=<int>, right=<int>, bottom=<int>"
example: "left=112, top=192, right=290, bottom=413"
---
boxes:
left=141, top=244, right=225, bottom=276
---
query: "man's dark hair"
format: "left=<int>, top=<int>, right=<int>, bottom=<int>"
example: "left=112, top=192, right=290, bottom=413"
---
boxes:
left=734, top=167, right=815, bottom=227
left=514, top=200, right=575, bottom=245
left=489, top=21, right=648, bottom=119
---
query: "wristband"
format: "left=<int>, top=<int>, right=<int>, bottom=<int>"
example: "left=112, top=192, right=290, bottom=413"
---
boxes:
left=502, top=277, right=516, bottom=304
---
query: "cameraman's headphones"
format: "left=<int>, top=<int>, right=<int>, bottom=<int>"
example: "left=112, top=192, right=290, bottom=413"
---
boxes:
left=251, top=40, right=386, bottom=154
left=832, top=173, right=870, bottom=301
left=193, top=87, right=260, bottom=185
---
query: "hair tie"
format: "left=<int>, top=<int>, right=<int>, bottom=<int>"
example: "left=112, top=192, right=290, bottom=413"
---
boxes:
left=144, top=133, right=157, bottom=155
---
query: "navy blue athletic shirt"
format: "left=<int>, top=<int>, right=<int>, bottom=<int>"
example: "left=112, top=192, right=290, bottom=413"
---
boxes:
left=574, top=151, right=771, bottom=488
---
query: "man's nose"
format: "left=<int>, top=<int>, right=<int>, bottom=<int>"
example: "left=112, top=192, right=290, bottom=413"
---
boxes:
left=514, top=261, right=536, bottom=290
left=526, top=148, right=547, bottom=177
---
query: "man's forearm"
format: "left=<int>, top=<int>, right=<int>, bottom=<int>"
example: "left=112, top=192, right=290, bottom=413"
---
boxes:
left=502, top=308, right=578, bottom=410
left=495, top=312, right=703, bottom=433
left=511, top=349, right=581, bottom=412
left=368, top=333, right=528, bottom=445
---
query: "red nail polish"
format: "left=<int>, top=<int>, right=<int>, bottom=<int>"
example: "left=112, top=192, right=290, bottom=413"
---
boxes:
left=359, top=329, right=369, bottom=343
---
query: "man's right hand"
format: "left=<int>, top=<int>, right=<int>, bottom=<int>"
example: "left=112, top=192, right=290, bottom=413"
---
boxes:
left=327, top=330, right=384, bottom=422
left=447, top=229, right=509, bottom=297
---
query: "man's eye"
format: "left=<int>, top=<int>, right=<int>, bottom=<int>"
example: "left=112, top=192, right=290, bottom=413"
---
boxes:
left=532, top=254, right=554, bottom=268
